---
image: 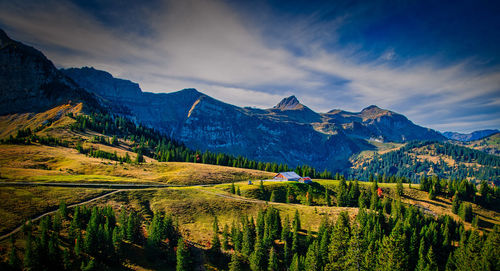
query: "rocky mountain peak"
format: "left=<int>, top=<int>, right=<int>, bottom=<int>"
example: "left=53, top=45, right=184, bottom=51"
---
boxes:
left=274, top=95, right=303, bottom=110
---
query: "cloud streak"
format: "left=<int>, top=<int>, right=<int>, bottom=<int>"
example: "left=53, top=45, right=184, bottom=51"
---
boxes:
left=0, top=0, right=498, bottom=133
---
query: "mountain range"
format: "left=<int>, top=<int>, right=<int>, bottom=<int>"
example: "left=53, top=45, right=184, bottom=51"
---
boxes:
left=442, top=129, right=499, bottom=142
left=2, top=29, right=496, bottom=173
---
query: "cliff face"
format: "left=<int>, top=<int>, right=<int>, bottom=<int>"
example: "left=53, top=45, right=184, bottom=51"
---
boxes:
left=0, top=30, right=100, bottom=115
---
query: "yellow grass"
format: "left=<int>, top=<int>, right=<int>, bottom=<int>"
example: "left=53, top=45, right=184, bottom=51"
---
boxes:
left=0, top=186, right=108, bottom=234
left=0, top=144, right=274, bottom=185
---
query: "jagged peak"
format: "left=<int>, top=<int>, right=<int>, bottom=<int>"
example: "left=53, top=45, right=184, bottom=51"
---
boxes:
left=274, top=95, right=303, bottom=110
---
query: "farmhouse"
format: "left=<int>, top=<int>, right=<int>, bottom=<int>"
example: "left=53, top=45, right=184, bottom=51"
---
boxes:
left=273, top=172, right=313, bottom=184
left=274, top=171, right=301, bottom=181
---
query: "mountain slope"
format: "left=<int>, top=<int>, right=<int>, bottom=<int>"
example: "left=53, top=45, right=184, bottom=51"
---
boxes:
left=0, top=30, right=100, bottom=115
left=443, top=129, right=499, bottom=142
left=349, top=141, right=500, bottom=182
left=458, top=132, right=500, bottom=156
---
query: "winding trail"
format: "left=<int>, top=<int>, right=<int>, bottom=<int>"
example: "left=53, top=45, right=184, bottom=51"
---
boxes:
left=0, top=189, right=122, bottom=241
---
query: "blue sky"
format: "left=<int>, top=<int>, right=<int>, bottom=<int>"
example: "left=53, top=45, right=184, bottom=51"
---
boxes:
left=1, top=0, right=499, bottom=133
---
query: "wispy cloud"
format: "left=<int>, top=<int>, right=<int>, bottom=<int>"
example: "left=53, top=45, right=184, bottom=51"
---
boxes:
left=0, top=0, right=498, bottom=133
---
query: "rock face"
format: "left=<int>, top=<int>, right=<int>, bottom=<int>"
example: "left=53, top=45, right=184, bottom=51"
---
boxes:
left=322, top=105, right=445, bottom=142
left=443, top=129, right=500, bottom=142
left=0, top=30, right=99, bottom=115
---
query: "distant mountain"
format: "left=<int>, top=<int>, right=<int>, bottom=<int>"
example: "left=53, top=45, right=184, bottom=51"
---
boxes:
left=1, top=29, right=447, bottom=172
left=0, top=30, right=100, bottom=115
left=443, top=129, right=499, bottom=142
left=457, top=132, right=500, bottom=156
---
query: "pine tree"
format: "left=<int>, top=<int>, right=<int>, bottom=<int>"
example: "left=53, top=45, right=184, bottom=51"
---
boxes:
left=268, top=247, right=279, bottom=271
left=370, top=190, right=379, bottom=210
left=222, top=224, right=230, bottom=250
left=325, top=188, right=331, bottom=206
left=337, top=179, right=348, bottom=207
left=23, top=233, right=35, bottom=270
left=396, top=178, right=403, bottom=198
left=327, top=211, right=350, bottom=270
left=231, top=182, right=236, bottom=194
left=286, top=185, right=293, bottom=203
left=259, top=180, right=266, bottom=200
left=377, top=222, right=408, bottom=271
left=289, top=253, right=303, bottom=271
left=281, top=215, right=290, bottom=242
left=176, top=238, right=191, bottom=271
left=451, top=192, right=460, bottom=214
left=429, top=187, right=436, bottom=200
left=345, top=223, right=364, bottom=271
left=480, top=226, right=500, bottom=271
left=8, top=236, right=19, bottom=268
left=249, top=240, right=266, bottom=271
left=229, top=252, right=243, bottom=271
left=210, top=225, right=221, bottom=262
left=270, top=190, right=277, bottom=202
left=304, top=241, right=319, bottom=271
left=237, top=186, right=241, bottom=196
left=426, top=247, right=438, bottom=271
left=59, top=200, right=68, bottom=219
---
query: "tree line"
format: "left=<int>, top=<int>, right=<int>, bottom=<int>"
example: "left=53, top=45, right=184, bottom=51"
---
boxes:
left=2, top=202, right=194, bottom=271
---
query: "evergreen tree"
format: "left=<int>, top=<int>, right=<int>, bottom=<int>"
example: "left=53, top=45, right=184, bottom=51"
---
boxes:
left=249, top=240, right=266, bottom=271
left=229, top=252, right=243, bottom=271
left=286, top=185, right=293, bottom=203
left=290, top=253, right=303, bottom=271
left=337, top=179, right=348, bottom=207
left=304, top=241, right=319, bottom=271
left=259, top=180, right=266, bottom=200
left=23, top=233, right=35, bottom=270
left=451, top=192, right=460, bottom=214
left=327, top=211, right=350, bottom=270
left=268, top=247, right=279, bottom=271
left=231, top=182, right=236, bottom=194
left=281, top=215, right=290, bottom=242
left=270, top=190, right=277, bottom=202
left=377, top=222, right=408, bottom=271
left=458, top=202, right=473, bottom=222
left=345, top=223, right=365, bottom=271
left=325, top=188, right=331, bottom=206
left=237, top=186, right=241, bottom=196
left=396, top=178, right=403, bottom=198
left=8, top=237, right=19, bottom=268
left=176, top=238, right=191, bottom=271
left=59, top=200, right=68, bottom=219
left=426, top=247, right=438, bottom=271
left=480, top=226, right=500, bottom=271
left=222, top=224, right=230, bottom=250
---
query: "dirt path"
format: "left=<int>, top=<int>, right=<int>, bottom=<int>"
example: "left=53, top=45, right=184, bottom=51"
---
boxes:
left=0, top=189, right=123, bottom=241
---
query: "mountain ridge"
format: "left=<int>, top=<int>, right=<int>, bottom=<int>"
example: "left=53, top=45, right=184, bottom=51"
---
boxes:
left=443, top=129, right=499, bottom=142
left=1, top=29, right=446, bottom=172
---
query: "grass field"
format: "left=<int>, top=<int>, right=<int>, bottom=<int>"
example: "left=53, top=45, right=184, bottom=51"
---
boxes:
left=0, top=186, right=109, bottom=235
left=0, top=144, right=274, bottom=185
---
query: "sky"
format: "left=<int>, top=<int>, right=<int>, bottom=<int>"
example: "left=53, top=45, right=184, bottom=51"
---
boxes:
left=0, top=0, right=499, bottom=133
